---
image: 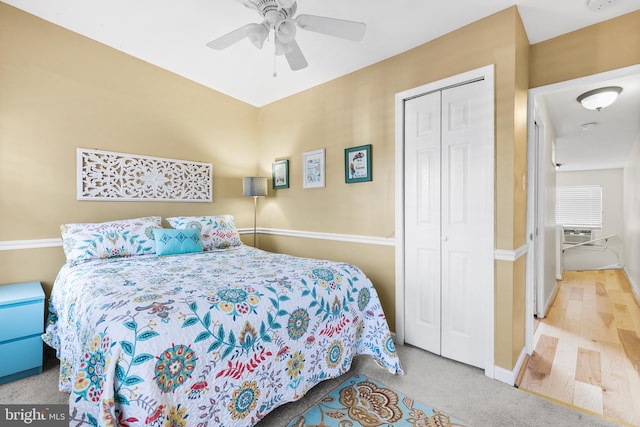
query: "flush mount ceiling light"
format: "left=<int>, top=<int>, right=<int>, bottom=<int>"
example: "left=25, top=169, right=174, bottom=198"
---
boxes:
left=577, top=86, right=623, bottom=111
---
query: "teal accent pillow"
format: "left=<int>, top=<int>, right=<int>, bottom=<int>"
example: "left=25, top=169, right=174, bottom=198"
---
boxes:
left=166, top=215, right=242, bottom=250
left=153, top=228, right=203, bottom=256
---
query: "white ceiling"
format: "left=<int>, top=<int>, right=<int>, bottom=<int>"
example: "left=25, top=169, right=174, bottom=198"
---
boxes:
left=3, top=0, right=639, bottom=107
left=540, top=70, right=640, bottom=172
left=4, top=0, right=640, bottom=171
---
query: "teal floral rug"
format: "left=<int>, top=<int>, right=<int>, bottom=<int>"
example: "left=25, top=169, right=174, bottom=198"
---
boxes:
left=287, top=374, right=466, bottom=426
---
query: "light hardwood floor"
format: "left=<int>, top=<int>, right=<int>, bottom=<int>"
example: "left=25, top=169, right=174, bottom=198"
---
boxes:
left=518, top=269, right=640, bottom=426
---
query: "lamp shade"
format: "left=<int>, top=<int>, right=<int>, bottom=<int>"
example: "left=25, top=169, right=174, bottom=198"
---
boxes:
left=577, top=86, right=622, bottom=111
left=243, top=177, right=268, bottom=197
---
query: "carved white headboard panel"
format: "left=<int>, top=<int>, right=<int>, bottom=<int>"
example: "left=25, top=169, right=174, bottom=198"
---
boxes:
left=77, top=148, right=212, bottom=202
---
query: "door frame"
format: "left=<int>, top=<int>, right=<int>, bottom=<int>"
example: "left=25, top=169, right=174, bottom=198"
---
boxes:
left=525, top=63, right=640, bottom=354
left=394, top=64, right=495, bottom=378
left=525, top=109, right=547, bottom=355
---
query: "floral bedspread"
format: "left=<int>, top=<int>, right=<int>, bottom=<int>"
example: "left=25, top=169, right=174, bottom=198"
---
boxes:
left=43, top=245, right=403, bottom=426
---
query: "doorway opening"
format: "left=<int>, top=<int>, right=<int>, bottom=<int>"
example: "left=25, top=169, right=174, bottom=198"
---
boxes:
left=523, top=64, right=640, bottom=423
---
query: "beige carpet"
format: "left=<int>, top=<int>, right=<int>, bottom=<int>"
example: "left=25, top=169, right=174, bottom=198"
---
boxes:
left=0, top=345, right=627, bottom=426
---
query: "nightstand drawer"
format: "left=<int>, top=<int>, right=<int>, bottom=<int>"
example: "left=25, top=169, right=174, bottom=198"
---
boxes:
left=0, top=281, right=45, bottom=343
left=0, top=302, right=43, bottom=342
left=0, top=335, right=43, bottom=378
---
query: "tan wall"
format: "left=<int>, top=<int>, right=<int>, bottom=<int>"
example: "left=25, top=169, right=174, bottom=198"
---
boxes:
left=9, top=3, right=632, bottom=374
left=514, top=12, right=530, bottom=250
left=530, top=10, right=640, bottom=88
left=258, top=7, right=528, bottom=370
left=258, top=8, right=526, bottom=250
left=492, top=9, right=529, bottom=369
left=0, top=249, right=67, bottom=296
left=507, top=7, right=530, bottom=367
left=259, top=235, right=396, bottom=330
left=0, top=3, right=259, bottom=294
left=494, top=255, right=527, bottom=366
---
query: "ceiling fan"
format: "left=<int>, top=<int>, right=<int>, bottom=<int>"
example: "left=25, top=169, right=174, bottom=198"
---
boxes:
left=206, top=0, right=366, bottom=71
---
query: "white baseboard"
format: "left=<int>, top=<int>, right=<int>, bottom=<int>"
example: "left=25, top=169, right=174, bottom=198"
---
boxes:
left=623, top=266, right=640, bottom=301
left=540, top=281, right=560, bottom=319
left=493, top=346, right=527, bottom=386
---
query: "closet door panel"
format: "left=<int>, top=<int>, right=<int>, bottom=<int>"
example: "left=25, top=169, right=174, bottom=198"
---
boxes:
left=440, top=80, right=490, bottom=369
left=404, top=91, right=442, bottom=354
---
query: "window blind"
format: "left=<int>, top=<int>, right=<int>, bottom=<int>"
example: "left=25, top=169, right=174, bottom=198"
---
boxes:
left=556, top=185, right=602, bottom=229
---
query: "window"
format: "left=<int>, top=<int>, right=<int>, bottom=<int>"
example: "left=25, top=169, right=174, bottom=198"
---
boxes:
left=556, top=185, right=602, bottom=229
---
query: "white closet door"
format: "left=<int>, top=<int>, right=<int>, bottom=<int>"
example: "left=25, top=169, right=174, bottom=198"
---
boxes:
left=404, top=91, right=442, bottom=354
left=404, top=79, right=490, bottom=369
left=440, top=81, right=490, bottom=369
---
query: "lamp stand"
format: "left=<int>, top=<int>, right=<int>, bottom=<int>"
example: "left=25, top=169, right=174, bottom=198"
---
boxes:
left=252, top=195, right=258, bottom=247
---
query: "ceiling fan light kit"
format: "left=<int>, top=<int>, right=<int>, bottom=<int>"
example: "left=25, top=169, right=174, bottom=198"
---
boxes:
left=247, top=23, right=269, bottom=48
left=576, top=86, right=622, bottom=111
left=276, top=19, right=296, bottom=43
left=207, top=0, right=366, bottom=71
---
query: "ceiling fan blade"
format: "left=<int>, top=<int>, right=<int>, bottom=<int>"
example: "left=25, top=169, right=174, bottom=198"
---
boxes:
left=276, top=0, right=295, bottom=8
left=206, top=24, right=254, bottom=50
left=208, top=22, right=271, bottom=50
left=232, top=0, right=258, bottom=10
left=294, top=14, right=366, bottom=41
left=285, top=40, right=308, bottom=71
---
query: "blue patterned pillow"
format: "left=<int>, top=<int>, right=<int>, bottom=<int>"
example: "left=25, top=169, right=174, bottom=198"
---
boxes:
left=61, top=216, right=162, bottom=264
left=153, top=228, right=203, bottom=256
left=166, top=215, right=242, bottom=250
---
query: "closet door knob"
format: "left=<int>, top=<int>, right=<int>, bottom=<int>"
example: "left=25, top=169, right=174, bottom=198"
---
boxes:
left=442, top=236, right=448, bottom=241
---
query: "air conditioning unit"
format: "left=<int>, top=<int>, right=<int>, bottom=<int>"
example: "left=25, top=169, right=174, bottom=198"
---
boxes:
left=563, top=228, right=593, bottom=245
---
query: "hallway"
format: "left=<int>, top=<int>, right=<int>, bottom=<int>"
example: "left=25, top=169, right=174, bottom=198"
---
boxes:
left=518, top=269, right=640, bottom=426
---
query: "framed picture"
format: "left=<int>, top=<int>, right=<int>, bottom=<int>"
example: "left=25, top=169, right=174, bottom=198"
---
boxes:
left=302, top=149, right=325, bottom=189
left=345, top=144, right=372, bottom=183
left=272, top=160, right=289, bottom=189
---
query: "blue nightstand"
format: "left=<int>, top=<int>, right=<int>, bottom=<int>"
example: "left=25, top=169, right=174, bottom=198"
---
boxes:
left=0, top=281, right=45, bottom=384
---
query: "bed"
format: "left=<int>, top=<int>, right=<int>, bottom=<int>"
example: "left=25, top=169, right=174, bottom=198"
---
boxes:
left=43, top=215, right=403, bottom=426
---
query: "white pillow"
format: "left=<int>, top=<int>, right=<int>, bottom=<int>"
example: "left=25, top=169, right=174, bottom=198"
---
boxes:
left=166, top=215, right=242, bottom=250
left=61, top=216, right=162, bottom=264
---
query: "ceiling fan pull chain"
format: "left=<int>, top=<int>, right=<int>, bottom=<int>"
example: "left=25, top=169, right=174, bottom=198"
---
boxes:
left=273, top=46, right=278, bottom=77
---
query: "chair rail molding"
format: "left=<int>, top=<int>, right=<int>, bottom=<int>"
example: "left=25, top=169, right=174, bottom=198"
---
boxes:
left=0, top=239, right=62, bottom=251
left=2, top=229, right=394, bottom=251
left=495, top=244, right=529, bottom=262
